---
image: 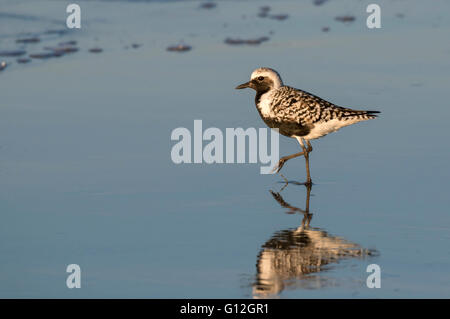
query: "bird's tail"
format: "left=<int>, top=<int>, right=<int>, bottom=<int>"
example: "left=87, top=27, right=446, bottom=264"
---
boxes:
left=340, top=108, right=380, bottom=121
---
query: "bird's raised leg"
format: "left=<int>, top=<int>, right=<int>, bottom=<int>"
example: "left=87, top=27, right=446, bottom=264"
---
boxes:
left=297, top=138, right=313, bottom=185
left=272, top=151, right=305, bottom=173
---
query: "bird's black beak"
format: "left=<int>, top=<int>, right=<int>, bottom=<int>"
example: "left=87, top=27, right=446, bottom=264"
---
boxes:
left=235, top=81, right=250, bottom=89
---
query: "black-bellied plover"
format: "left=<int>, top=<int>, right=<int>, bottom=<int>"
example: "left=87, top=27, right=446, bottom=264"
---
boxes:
left=236, top=67, right=379, bottom=184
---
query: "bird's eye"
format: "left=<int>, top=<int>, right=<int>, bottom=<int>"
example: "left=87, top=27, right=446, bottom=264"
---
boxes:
left=257, top=76, right=264, bottom=81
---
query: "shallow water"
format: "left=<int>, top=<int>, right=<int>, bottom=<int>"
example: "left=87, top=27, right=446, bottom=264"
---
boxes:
left=1, top=0, right=450, bottom=298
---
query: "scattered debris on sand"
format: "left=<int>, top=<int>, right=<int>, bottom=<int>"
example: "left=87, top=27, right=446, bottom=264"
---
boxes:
left=16, top=37, right=41, bottom=44
left=131, top=43, right=142, bottom=49
left=258, top=6, right=289, bottom=21
left=44, top=46, right=79, bottom=54
left=321, top=27, right=330, bottom=32
left=0, top=61, right=7, bottom=71
left=257, top=6, right=288, bottom=20
left=89, top=48, right=103, bottom=53
left=29, top=52, right=64, bottom=59
left=0, top=50, right=27, bottom=57
left=17, top=58, right=31, bottom=64
left=313, top=0, right=329, bottom=6
left=200, top=2, right=216, bottom=9
left=224, top=36, right=269, bottom=46
left=59, top=41, right=77, bottom=46
left=258, top=6, right=271, bottom=18
left=269, top=14, right=289, bottom=21
left=335, top=15, right=356, bottom=23
left=166, top=44, right=192, bottom=52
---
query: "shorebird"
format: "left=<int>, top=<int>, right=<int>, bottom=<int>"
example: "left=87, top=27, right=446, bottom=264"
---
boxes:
left=236, top=67, right=380, bottom=184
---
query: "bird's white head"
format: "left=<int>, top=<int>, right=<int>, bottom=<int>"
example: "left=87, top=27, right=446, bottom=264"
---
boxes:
left=235, top=67, right=283, bottom=93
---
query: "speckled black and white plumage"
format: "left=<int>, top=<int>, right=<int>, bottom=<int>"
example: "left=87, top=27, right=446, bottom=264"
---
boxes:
left=237, top=67, right=379, bottom=140
left=236, top=67, right=380, bottom=180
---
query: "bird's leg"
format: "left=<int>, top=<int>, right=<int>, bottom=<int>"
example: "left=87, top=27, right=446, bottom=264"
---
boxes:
left=305, top=140, right=313, bottom=185
left=272, top=151, right=305, bottom=173
left=306, top=140, right=313, bottom=153
left=298, top=138, right=313, bottom=185
left=304, top=153, right=312, bottom=185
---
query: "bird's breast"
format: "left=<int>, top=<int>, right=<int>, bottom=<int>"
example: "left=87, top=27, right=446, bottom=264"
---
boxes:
left=254, top=89, right=312, bottom=138
left=256, top=91, right=276, bottom=118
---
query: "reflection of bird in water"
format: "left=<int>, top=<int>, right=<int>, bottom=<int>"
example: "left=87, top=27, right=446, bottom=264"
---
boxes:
left=253, top=185, right=377, bottom=298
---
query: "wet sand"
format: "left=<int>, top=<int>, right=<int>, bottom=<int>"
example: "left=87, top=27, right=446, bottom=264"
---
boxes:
left=1, top=0, right=450, bottom=298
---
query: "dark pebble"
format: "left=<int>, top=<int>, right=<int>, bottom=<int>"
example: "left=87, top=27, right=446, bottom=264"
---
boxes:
left=322, top=27, right=330, bottom=32
left=89, top=48, right=103, bottom=53
left=313, top=0, right=329, bottom=6
left=224, top=36, right=269, bottom=46
left=335, top=15, right=356, bottom=23
left=29, top=52, right=63, bottom=59
left=16, top=37, right=40, bottom=43
left=200, top=2, right=216, bottom=9
left=246, top=38, right=267, bottom=45
left=0, top=50, right=27, bottom=57
left=166, top=44, right=192, bottom=52
left=44, top=46, right=79, bottom=54
left=269, top=14, right=289, bottom=21
left=59, top=40, right=77, bottom=46
left=224, top=38, right=245, bottom=45
left=131, top=43, right=142, bottom=49
left=260, top=6, right=271, bottom=13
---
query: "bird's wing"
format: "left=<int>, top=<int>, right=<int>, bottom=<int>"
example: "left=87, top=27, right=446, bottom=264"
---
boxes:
left=271, top=86, right=379, bottom=125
